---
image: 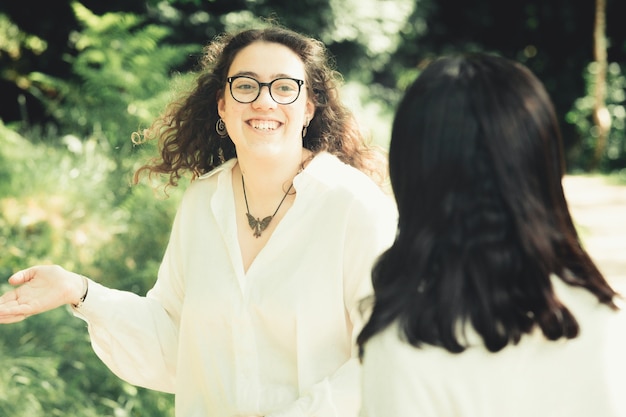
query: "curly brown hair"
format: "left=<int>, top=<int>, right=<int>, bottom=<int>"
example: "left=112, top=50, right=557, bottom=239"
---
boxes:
left=133, top=25, right=387, bottom=187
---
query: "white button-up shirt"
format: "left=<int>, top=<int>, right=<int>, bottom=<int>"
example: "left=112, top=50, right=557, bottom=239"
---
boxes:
left=361, top=277, right=626, bottom=417
left=75, top=152, right=397, bottom=417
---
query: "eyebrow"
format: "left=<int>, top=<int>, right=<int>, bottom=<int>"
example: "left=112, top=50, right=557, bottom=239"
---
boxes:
left=229, top=71, right=301, bottom=79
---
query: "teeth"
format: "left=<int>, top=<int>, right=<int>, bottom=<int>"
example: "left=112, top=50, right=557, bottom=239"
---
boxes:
left=251, top=120, right=279, bottom=131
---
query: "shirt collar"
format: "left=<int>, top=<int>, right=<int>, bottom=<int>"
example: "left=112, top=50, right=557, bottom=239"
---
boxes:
left=197, top=158, right=237, bottom=180
left=195, top=151, right=340, bottom=189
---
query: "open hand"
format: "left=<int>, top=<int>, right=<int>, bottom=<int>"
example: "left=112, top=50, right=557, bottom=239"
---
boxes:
left=0, top=265, right=84, bottom=324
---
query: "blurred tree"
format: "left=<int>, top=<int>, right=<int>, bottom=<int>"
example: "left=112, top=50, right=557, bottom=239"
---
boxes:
left=0, top=122, right=177, bottom=416
left=567, top=62, right=625, bottom=172
left=387, top=0, right=596, bottom=151
left=382, top=0, right=625, bottom=172
left=590, top=0, right=610, bottom=170
left=0, top=0, right=412, bottom=130
left=0, top=0, right=76, bottom=126
left=11, top=2, right=198, bottom=202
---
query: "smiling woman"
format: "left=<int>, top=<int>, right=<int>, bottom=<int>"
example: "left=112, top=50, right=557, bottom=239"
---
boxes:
left=217, top=40, right=315, bottom=170
left=0, top=25, right=397, bottom=417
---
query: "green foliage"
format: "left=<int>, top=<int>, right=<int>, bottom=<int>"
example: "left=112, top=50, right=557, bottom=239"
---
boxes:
left=90, top=181, right=182, bottom=293
left=63, top=3, right=193, bottom=144
left=1, top=4, right=192, bottom=412
left=49, top=3, right=194, bottom=140
left=0, top=122, right=177, bottom=416
left=566, top=62, right=626, bottom=172
left=322, top=0, right=415, bottom=76
left=22, top=2, right=198, bottom=202
left=0, top=305, right=174, bottom=417
left=0, top=13, right=47, bottom=59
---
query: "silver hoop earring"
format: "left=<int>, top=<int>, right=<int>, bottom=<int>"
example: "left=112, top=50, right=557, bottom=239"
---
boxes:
left=216, top=118, right=228, bottom=138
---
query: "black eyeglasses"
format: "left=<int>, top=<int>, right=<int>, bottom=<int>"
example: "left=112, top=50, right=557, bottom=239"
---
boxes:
left=227, top=76, right=305, bottom=105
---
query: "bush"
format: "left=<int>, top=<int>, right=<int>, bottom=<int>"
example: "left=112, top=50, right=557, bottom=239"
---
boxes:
left=0, top=119, right=178, bottom=416
left=567, top=61, right=626, bottom=172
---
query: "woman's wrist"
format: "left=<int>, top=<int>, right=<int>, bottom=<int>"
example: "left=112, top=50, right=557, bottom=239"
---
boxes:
left=71, top=274, right=89, bottom=308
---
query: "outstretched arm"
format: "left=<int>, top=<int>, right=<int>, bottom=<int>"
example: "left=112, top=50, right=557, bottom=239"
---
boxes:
left=0, top=265, right=86, bottom=324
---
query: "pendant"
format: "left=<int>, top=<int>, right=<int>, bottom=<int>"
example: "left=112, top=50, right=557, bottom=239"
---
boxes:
left=246, top=213, right=273, bottom=238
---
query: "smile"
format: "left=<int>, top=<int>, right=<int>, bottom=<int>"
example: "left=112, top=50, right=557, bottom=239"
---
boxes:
left=249, top=119, right=281, bottom=131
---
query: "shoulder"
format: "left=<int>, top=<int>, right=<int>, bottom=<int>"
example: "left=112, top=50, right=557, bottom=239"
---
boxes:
left=551, top=277, right=626, bottom=349
left=302, top=153, right=397, bottom=247
left=300, top=152, right=394, bottom=210
left=185, top=159, right=235, bottom=192
left=303, top=152, right=374, bottom=187
left=177, top=159, right=235, bottom=211
left=551, top=276, right=624, bottom=320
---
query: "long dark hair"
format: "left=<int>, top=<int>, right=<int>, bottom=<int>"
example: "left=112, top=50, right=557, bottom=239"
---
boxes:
left=358, top=53, right=619, bottom=355
left=133, top=25, right=386, bottom=187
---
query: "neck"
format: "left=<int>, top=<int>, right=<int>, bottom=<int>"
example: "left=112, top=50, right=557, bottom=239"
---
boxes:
left=236, top=148, right=311, bottom=199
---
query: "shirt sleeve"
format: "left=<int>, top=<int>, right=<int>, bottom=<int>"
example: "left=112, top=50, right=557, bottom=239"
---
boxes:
left=72, top=207, right=186, bottom=393
left=266, top=191, right=398, bottom=417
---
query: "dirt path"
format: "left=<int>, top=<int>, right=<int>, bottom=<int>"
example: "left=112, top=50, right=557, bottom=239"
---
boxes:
left=562, top=175, right=626, bottom=294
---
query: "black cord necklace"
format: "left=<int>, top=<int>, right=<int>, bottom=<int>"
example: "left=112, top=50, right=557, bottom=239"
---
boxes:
left=242, top=175, right=293, bottom=238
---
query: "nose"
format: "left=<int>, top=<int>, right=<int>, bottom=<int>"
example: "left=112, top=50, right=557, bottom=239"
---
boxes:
left=252, top=85, right=277, bottom=109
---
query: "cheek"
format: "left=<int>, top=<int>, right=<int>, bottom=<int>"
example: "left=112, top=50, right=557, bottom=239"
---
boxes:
left=218, top=94, right=241, bottom=117
left=220, top=102, right=243, bottom=121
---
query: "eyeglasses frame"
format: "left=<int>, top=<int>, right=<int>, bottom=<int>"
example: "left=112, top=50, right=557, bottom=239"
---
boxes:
left=227, top=75, right=305, bottom=105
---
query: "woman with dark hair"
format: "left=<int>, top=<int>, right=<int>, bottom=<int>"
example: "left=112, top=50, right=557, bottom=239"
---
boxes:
left=358, top=53, right=625, bottom=417
left=0, top=26, right=396, bottom=417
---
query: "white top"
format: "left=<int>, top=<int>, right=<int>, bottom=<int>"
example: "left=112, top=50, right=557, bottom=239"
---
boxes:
left=74, top=152, right=398, bottom=417
left=361, top=277, right=626, bottom=417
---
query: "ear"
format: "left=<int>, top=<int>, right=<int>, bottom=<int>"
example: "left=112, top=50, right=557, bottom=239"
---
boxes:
left=217, top=92, right=226, bottom=119
left=305, top=99, right=315, bottom=124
